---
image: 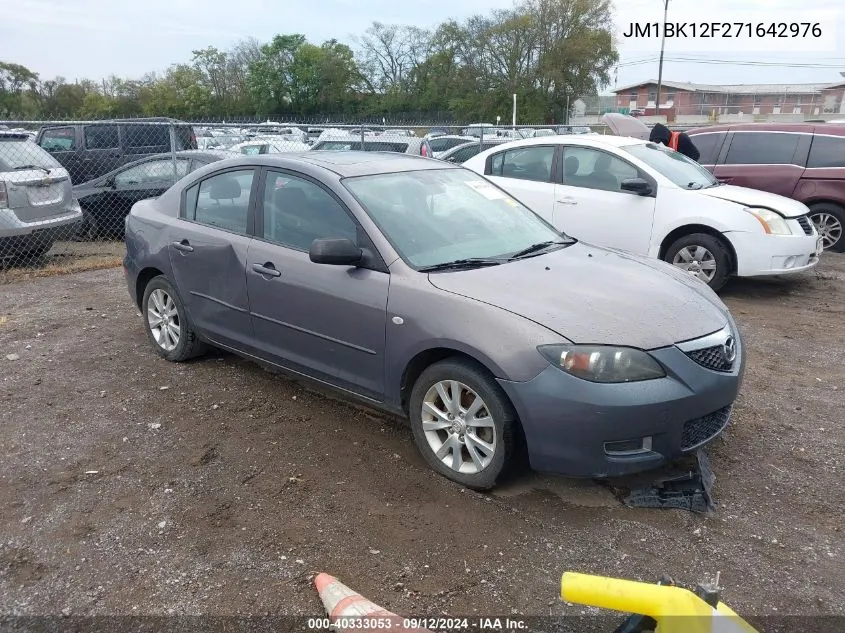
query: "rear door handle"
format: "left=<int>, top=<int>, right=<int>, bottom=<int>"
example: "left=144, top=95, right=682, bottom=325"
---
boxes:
left=252, top=262, right=281, bottom=278
left=172, top=240, right=193, bottom=253
left=557, top=197, right=578, bottom=205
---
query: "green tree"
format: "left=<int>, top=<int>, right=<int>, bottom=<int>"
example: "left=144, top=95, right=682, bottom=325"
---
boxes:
left=246, top=34, right=306, bottom=117
left=0, top=61, right=39, bottom=118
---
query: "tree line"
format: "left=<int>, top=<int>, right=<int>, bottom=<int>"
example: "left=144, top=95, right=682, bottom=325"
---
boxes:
left=0, top=0, right=617, bottom=123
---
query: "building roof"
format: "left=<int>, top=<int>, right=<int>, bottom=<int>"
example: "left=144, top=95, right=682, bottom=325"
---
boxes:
left=613, top=80, right=845, bottom=95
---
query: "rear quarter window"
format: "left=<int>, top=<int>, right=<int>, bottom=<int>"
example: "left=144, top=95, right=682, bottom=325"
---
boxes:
left=688, top=132, right=725, bottom=165
left=807, top=135, right=845, bottom=168
left=123, top=125, right=171, bottom=152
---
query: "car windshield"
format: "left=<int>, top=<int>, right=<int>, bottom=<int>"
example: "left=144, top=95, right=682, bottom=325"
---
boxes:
left=0, top=139, right=61, bottom=171
left=314, top=140, right=410, bottom=153
left=623, top=142, right=718, bottom=189
left=343, top=168, right=571, bottom=269
left=430, top=137, right=470, bottom=152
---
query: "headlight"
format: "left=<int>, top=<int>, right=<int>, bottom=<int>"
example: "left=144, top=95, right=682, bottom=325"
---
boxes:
left=537, top=344, right=666, bottom=383
left=746, top=207, right=790, bottom=235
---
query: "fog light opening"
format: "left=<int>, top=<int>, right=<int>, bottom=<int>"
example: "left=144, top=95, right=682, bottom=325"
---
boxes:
left=605, top=436, right=653, bottom=456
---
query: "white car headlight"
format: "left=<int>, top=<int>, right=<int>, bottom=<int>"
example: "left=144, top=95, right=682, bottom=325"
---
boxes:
left=746, top=207, right=791, bottom=235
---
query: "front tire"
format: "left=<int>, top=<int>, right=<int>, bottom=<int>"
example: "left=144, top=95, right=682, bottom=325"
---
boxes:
left=664, top=233, right=732, bottom=291
left=808, top=203, right=844, bottom=253
left=409, top=358, right=519, bottom=490
left=141, top=275, right=205, bottom=362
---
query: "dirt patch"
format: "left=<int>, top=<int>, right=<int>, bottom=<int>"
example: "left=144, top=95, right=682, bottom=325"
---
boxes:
left=0, top=255, right=843, bottom=619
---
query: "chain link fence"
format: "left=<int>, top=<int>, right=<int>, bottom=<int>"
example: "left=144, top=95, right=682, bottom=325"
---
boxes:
left=0, top=117, right=715, bottom=275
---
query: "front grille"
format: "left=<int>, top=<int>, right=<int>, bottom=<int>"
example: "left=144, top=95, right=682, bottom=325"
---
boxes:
left=796, top=215, right=814, bottom=236
left=685, top=345, right=734, bottom=372
left=682, top=405, right=732, bottom=451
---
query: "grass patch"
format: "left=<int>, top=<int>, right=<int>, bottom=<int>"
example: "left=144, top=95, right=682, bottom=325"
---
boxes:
left=0, top=254, right=123, bottom=284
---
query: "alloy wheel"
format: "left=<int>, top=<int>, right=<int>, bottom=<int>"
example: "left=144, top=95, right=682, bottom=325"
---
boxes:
left=672, top=245, right=717, bottom=283
left=421, top=380, right=497, bottom=475
left=810, top=212, right=843, bottom=250
left=147, top=288, right=181, bottom=352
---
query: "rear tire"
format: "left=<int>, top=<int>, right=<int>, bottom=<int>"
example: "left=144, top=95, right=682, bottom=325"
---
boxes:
left=141, top=275, right=206, bottom=362
left=409, top=358, right=519, bottom=490
left=664, top=233, right=732, bottom=291
left=808, top=202, right=845, bottom=253
left=73, top=209, right=99, bottom=241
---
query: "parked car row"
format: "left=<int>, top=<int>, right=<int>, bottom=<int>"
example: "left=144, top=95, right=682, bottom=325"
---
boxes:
left=5, top=114, right=837, bottom=489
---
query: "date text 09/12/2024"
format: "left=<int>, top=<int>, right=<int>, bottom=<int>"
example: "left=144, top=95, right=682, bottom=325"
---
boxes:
left=622, top=22, right=822, bottom=38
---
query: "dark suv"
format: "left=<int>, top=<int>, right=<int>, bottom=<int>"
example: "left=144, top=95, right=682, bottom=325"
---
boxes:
left=687, top=122, right=845, bottom=252
left=35, top=118, right=197, bottom=184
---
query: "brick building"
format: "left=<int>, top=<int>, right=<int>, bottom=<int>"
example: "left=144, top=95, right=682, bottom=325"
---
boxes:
left=612, top=80, right=845, bottom=121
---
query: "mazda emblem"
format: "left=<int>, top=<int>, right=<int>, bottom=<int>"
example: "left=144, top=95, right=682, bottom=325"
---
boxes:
left=722, top=336, right=736, bottom=364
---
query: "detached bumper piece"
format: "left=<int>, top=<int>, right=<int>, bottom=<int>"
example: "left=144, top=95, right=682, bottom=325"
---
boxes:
left=621, top=450, right=716, bottom=514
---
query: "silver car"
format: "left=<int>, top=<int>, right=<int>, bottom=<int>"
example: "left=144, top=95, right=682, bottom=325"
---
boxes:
left=124, top=152, right=744, bottom=490
left=311, top=134, right=433, bottom=157
left=0, top=131, right=82, bottom=259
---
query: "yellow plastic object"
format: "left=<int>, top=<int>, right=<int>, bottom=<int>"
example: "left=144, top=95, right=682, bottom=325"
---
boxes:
left=560, top=572, right=759, bottom=633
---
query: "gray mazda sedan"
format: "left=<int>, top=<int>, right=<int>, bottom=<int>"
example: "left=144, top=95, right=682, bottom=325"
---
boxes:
left=123, top=152, right=745, bottom=490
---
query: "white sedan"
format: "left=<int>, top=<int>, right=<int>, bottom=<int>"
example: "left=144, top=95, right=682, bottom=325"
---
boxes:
left=229, top=136, right=311, bottom=155
left=462, top=135, right=822, bottom=290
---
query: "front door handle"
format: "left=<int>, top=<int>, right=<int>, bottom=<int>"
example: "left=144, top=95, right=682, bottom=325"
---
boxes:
left=172, top=240, right=193, bottom=253
left=252, top=262, right=281, bottom=278
left=557, top=197, right=578, bottom=205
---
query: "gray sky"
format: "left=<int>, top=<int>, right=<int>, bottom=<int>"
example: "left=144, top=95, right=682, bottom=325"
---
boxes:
left=2, top=0, right=843, bottom=94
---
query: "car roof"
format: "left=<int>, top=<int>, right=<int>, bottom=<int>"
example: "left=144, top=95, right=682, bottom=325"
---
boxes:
left=218, top=151, right=456, bottom=178
left=686, top=122, right=845, bottom=136
left=483, top=134, right=643, bottom=150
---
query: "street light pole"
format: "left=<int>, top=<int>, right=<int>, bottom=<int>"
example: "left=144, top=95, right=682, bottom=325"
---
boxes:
left=655, top=0, right=669, bottom=113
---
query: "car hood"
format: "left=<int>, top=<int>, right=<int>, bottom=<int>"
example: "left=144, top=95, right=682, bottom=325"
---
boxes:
left=426, top=243, right=730, bottom=350
left=696, top=184, right=809, bottom=218
left=601, top=113, right=650, bottom=140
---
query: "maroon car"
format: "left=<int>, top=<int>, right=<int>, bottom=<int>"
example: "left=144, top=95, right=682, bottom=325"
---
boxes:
left=686, top=122, right=845, bottom=252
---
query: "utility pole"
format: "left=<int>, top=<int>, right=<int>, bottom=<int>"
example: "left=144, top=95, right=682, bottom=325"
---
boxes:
left=655, top=0, right=669, bottom=113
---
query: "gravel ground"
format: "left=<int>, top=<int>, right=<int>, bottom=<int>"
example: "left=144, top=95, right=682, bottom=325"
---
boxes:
left=1, top=255, right=843, bottom=622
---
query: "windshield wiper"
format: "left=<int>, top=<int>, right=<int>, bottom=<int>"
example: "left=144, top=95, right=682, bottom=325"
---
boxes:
left=418, top=258, right=507, bottom=272
left=14, top=164, right=51, bottom=173
left=508, top=239, right=572, bottom=260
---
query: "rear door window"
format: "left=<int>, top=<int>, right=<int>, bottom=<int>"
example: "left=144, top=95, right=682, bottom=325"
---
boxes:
left=84, top=125, right=119, bottom=150
left=39, top=127, right=76, bottom=151
left=723, top=132, right=801, bottom=165
left=807, top=135, right=845, bottom=168
left=489, top=146, right=556, bottom=182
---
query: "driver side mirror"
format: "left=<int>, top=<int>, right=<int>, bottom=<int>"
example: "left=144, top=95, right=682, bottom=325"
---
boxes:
left=620, top=178, right=653, bottom=196
left=104, top=176, right=116, bottom=189
left=309, top=238, right=363, bottom=266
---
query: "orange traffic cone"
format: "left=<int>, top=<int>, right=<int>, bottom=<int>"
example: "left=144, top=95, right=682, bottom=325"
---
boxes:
left=314, top=573, right=433, bottom=633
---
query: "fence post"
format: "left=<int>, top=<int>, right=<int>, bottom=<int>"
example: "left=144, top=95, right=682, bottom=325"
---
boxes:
left=479, top=125, right=484, bottom=149
left=360, top=125, right=365, bottom=151
left=168, top=122, right=178, bottom=180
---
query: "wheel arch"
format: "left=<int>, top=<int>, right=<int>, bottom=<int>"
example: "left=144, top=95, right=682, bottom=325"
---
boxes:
left=658, top=224, right=737, bottom=274
left=135, top=267, right=165, bottom=309
left=804, top=198, right=845, bottom=212
left=399, top=347, right=509, bottom=416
